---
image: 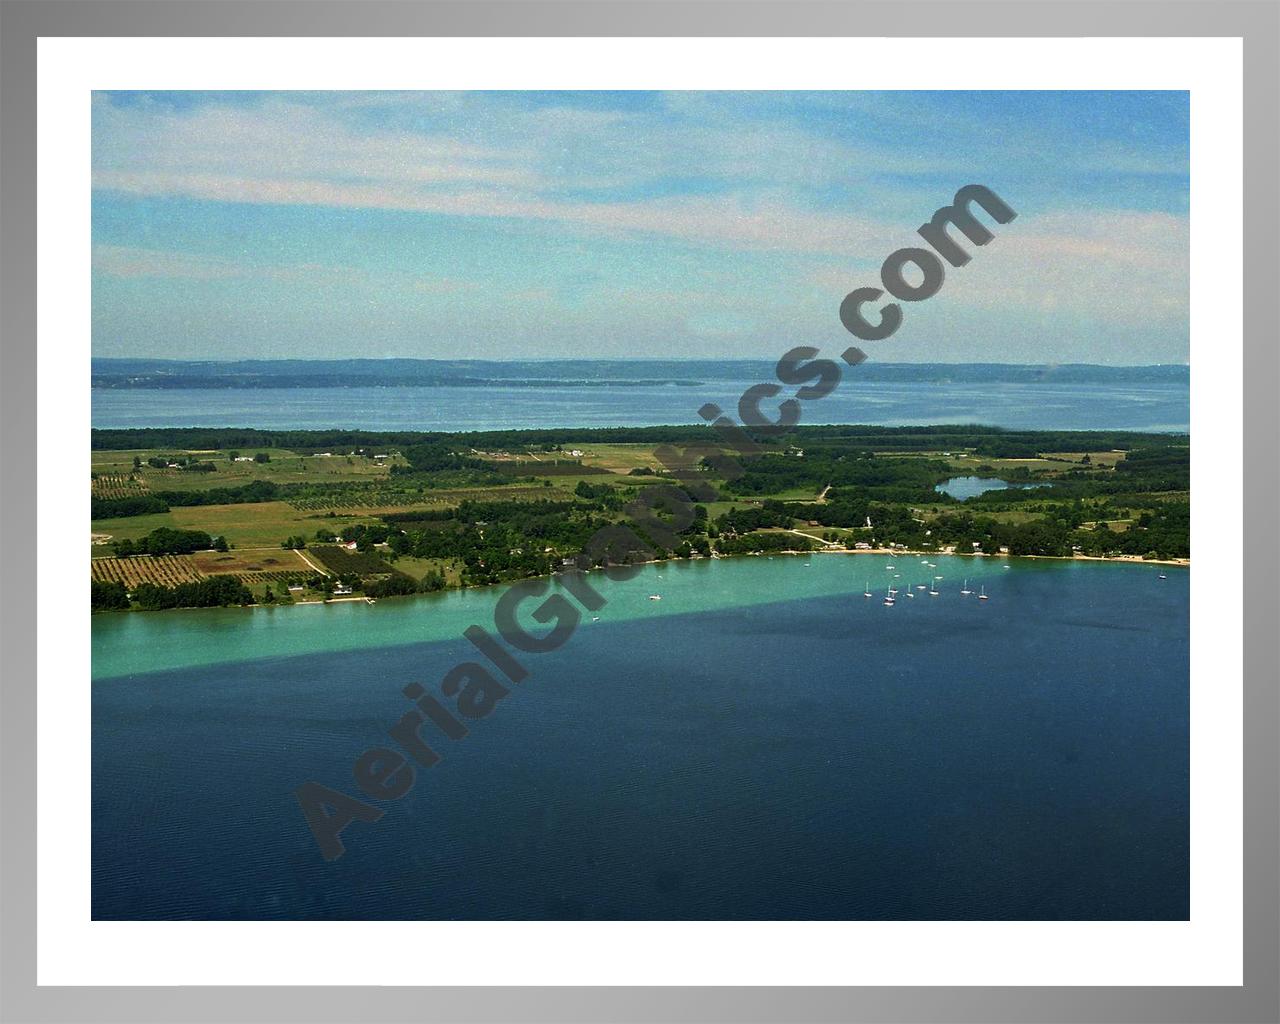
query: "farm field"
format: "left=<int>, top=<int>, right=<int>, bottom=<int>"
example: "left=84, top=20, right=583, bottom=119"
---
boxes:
left=91, top=474, right=150, bottom=499
left=306, top=545, right=397, bottom=576
left=190, top=548, right=314, bottom=577
left=91, top=554, right=205, bottom=588
left=481, top=441, right=733, bottom=476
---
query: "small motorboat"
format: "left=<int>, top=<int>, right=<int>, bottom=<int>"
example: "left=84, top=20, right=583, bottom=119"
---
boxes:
left=648, top=594, right=662, bottom=601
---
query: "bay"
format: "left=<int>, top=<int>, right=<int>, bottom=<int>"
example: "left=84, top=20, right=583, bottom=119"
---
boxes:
left=92, top=378, right=1189, bottom=432
left=92, top=555, right=1189, bottom=920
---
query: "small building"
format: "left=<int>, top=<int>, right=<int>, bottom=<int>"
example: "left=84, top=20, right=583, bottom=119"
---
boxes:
left=333, top=583, right=353, bottom=596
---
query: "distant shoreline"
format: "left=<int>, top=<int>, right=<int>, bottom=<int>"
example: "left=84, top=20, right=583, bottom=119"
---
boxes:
left=90, top=357, right=1190, bottom=392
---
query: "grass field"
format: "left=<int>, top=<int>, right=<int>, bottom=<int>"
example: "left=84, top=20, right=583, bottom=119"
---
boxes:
left=386, top=555, right=465, bottom=588
left=90, top=500, right=381, bottom=552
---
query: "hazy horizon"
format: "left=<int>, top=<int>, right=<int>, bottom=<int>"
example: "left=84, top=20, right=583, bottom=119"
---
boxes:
left=92, top=355, right=1190, bottom=367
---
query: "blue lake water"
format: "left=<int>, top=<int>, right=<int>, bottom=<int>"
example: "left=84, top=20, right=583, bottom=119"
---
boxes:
left=935, top=476, right=1052, bottom=500
left=92, top=378, right=1190, bottom=432
left=92, top=555, right=1189, bottom=920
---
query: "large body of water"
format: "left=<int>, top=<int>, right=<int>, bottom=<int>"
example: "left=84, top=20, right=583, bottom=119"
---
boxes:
left=92, top=378, right=1189, bottom=433
left=92, top=554, right=1189, bottom=920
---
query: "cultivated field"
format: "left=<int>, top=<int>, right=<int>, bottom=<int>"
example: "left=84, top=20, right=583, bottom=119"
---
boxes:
left=307, top=545, right=395, bottom=576
left=190, top=549, right=314, bottom=577
left=91, top=473, right=150, bottom=499
left=91, top=554, right=205, bottom=588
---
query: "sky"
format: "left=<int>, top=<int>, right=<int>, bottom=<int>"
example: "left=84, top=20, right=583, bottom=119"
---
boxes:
left=92, top=90, right=1189, bottom=364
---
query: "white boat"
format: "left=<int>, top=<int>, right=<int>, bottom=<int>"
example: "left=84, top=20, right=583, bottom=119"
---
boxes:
left=960, top=578, right=972, bottom=595
left=929, top=581, right=939, bottom=596
left=648, top=594, right=662, bottom=601
left=883, top=587, right=895, bottom=606
left=916, top=584, right=928, bottom=590
left=978, top=585, right=989, bottom=601
left=863, top=582, right=872, bottom=598
left=1158, top=573, right=1167, bottom=580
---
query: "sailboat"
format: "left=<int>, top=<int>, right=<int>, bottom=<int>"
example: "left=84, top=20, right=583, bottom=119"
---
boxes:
left=864, top=582, right=872, bottom=598
left=883, top=587, right=895, bottom=606
left=978, top=585, right=989, bottom=601
left=928, top=579, right=939, bottom=596
left=960, top=578, right=972, bottom=595
left=904, top=583, right=915, bottom=598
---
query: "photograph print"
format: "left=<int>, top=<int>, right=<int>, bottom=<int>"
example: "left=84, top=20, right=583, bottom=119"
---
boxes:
left=90, top=89, right=1191, bottom=921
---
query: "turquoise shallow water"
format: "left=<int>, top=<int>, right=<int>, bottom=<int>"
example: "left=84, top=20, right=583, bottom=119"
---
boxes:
left=92, top=555, right=1189, bottom=920
left=93, top=553, right=1149, bottom=679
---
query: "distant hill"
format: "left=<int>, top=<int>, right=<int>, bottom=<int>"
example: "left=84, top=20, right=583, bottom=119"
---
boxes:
left=91, top=358, right=1190, bottom=390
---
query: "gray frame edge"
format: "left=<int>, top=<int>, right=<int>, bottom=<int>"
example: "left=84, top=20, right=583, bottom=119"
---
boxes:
left=0, top=2, right=1275, bottom=1022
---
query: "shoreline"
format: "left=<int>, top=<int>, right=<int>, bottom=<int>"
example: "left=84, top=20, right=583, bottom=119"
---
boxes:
left=809, top=548, right=1190, bottom=568
left=93, top=546, right=1189, bottom=616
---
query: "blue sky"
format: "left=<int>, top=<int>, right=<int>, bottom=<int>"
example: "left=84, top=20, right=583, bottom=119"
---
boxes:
left=92, top=90, right=1189, bottom=364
